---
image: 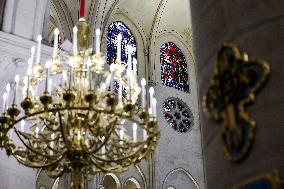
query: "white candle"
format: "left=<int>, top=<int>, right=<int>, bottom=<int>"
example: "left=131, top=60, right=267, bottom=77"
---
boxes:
left=45, top=61, right=51, bottom=92
left=119, top=129, right=124, bottom=144
left=68, top=60, right=74, bottom=89
left=110, top=64, right=115, bottom=92
left=101, top=136, right=106, bottom=155
left=73, top=26, right=78, bottom=53
left=152, top=98, right=157, bottom=117
left=2, top=92, right=7, bottom=113
left=95, top=28, right=101, bottom=55
left=133, top=58, right=137, bottom=82
left=62, top=70, right=67, bottom=87
left=26, top=68, right=32, bottom=97
left=20, top=120, right=25, bottom=132
left=143, top=129, right=147, bottom=141
left=133, top=123, right=137, bottom=142
left=36, top=35, right=42, bottom=63
left=30, top=46, right=36, bottom=66
left=13, top=75, right=20, bottom=104
left=87, top=57, right=92, bottom=90
left=50, top=133, right=55, bottom=155
left=141, top=78, right=146, bottom=109
left=5, top=83, right=10, bottom=108
left=53, top=28, right=59, bottom=56
left=48, top=79, right=53, bottom=94
left=127, top=69, right=132, bottom=101
left=118, top=78, right=123, bottom=105
left=35, top=127, right=39, bottom=138
left=116, top=34, right=122, bottom=63
left=149, top=87, right=154, bottom=110
left=148, top=107, right=153, bottom=115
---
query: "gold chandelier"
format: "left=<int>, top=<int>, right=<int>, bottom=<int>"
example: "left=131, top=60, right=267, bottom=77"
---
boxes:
left=0, top=17, right=159, bottom=189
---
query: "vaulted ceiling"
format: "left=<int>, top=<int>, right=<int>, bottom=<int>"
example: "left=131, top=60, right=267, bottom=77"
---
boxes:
left=49, top=0, right=192, bottom=48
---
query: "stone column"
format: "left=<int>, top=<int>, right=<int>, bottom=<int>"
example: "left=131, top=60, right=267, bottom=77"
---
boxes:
left=0, top=0, right=6, bottom=29
left=190, top=0, right=284, bottom=188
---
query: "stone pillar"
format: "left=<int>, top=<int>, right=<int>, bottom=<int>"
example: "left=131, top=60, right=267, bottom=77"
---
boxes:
left=190, top=0, right=284, bottom=188
left=0, top=0, right=6, bottom=29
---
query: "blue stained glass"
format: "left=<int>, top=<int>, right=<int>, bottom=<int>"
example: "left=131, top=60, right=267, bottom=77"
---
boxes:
left=160, top=42, right=189, bottom=92
left=107, top=21, right=137, bottom=65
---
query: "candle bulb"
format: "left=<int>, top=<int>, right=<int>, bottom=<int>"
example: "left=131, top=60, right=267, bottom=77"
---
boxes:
left=133, top=123, right=137, bottom=142
left=2, top=92, right=7, bottom=113
left=116, top=34, right=122, bottom=63
left=95, top=29, right=101, bottom=55
left=48, top=79, right=53, bottom=94
left=141, top=78, right=146, bottom=109
left=110, top=64, right=115, bottom=92
left=45, top=61, right=51, bottom=93
left=152, top=98, right=157, bottom=117
left=87, top=57, right=92, bottom=90
left=149, top=87, right=155, bottom=111
left=73, top=26, right=78, bottom=53
left=13, top=75, right=20, bottom=104
left=20, top=120, right=25, bottom=132
left=5, top=83, right=10, bottom=108
left=53, top=28, right=59, bottom=56
left=36, top=35, right=42, bottom=63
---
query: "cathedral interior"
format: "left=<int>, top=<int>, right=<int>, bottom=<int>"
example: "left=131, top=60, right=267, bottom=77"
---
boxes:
left=0, top=0, right=283, bottom=189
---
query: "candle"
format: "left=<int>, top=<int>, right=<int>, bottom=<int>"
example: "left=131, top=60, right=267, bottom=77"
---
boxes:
left=5, top=83, right=10, bottom=108
left=148, top=107, right=153, bottom=115
left=101, top=136, right=106, bottom=155
left=141, top=78, right=146, bottom=109
left=30, top=46, right=35, bottom=66
left=95, top=29, right=101, bottom=55
left=127, top=45, right=133, bottom=69
left=69, top=60, right=74, bottom=89
left=2, top=92, right=7, bottom=113
left=133, top=58, right=137, bottom=82
left=105, top=75, right=111, bottom=91
left=116, top=34, right=122, bottom=63
left=73, top=26, right=78, bottom=53
left=20, top=120, right=25, bottom=132
left=45, top=61, right=51, bottom=92
left=110, top=64, right=115, bottom=92
left=119, top=129, right=124, bottom=144
left=62, top=70, right=67, bottom=87
left=127, top=69, right=132, bottom=101
left=152, top=98, right=157, bottom=117
left=36, top=35, right=42, bottom=63
left=133, top=123, right=137, bottom=142
left=26, top=68, right=32, bottom=97
left=143, top=129, right=147, bottom=141
left=53, top=28, right=59, bottom=56
left=48, top=79, right=52, bottom=94
left=35, top=127, right=39, bottom=138
left=13, top=75, right=20, bottom=104
left=87, top=57, right=92, bottom=90
left=80, top=0, right=85, bottom=18
left=149, top=87, right=154, bottom=111
left=118, top=78, right=123, bottom=105
left=50, top=133, right=55, bottom=155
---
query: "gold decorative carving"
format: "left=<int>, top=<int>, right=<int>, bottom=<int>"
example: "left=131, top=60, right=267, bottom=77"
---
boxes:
left=204, top=44, right=270, bottom=162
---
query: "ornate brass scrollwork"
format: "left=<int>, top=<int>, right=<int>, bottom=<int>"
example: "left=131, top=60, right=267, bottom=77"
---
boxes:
left=204, top=44, right=270, bottom=162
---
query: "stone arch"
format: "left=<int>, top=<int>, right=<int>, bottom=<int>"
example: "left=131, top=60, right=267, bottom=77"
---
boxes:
left=102, top=173, right=121, bottom=189
left=162, top=167, right=200, bottom=189
left=124, top=177, right=141, bottom=189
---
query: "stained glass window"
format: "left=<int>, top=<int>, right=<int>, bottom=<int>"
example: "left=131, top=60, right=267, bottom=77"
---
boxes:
left=164, top=97, right=194, bottom=133
left=160, top=42, right=189, bottom=92
left=107, top=21, right=137, bottom=65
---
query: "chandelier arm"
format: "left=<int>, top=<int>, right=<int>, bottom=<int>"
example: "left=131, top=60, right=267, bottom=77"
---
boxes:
left=14, top=128, right=49, bottom=157
left=13, top=152, right=66, bottom=169
left=89, top=117, right=118, bottom=154
left=58, top=111, right=73, bottom=151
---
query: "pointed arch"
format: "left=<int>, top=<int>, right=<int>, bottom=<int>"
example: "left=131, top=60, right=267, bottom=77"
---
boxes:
left=102, top=173, right=121, bottom=189
left=106, top=21, right=137, bottom=65
left=124, top=177, right=141, bottom=189
left=160, top=42, right=189, bottom=92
